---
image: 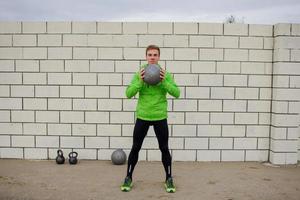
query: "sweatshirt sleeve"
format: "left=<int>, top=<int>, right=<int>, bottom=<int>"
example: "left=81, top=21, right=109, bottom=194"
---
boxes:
left=125, top=72, right=144, bottom=98
left=161, top=72, right=180, bottom=99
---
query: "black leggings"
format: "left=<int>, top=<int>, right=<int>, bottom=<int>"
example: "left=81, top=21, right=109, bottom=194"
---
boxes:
left=126, top=118, right=172, bottom=181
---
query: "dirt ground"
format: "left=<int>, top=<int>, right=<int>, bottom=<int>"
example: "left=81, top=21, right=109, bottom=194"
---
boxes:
left=0, top=159, right=299, bottom=200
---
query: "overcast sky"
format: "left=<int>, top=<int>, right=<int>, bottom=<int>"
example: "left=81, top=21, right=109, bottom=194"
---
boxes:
left=0, top=0, right=300, bottom=24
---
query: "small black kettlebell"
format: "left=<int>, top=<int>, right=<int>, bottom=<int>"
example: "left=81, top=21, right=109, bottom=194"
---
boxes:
left=68, top=151, right=78, bottom=165
left=56, top=149, right=65, bottom=164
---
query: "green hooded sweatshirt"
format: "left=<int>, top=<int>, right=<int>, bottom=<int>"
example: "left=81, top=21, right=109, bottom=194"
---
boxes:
left=126, top=64, right=180, bottom=121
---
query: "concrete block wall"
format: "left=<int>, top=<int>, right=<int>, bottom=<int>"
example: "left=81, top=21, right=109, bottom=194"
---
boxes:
left=0, top=22, right=299, bottom=165
left=270, top=24, right=300, bottom=164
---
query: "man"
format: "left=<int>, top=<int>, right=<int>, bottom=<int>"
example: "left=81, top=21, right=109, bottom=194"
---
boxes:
left=120, top=45, right=180, bottom=193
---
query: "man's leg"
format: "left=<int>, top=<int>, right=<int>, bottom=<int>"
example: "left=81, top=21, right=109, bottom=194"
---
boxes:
left=153, top=119, right=175, bottom=192
left=153, top=119, right=172, bottom=181
left=126, top=118, right=149, bottom=179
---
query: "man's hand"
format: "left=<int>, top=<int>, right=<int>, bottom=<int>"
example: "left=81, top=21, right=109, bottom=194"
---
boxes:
left=140, top=68, right=145, bottom=80
left=160, top=68, right=166, bottom=81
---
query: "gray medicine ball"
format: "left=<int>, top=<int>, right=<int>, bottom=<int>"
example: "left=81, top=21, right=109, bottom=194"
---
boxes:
left=143, top=64, right=161, bottom=85
left=111, top=149, right=127, bottom=165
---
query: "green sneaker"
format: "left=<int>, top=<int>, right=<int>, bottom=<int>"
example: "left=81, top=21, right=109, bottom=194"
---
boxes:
left=164, top=177, right=176, bottom=193
left=120, top=176, right=133, bottom=192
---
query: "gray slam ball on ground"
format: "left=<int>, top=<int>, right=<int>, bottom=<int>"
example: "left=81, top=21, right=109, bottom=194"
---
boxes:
left=143, top=64, right=161, bottom=85
left=111, top=149, right=127, bottom=165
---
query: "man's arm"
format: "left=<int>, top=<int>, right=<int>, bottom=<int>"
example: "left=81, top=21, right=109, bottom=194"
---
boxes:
left=125, top=72, right=144, bottom=98
left=161, top=72, right=180, bottom=98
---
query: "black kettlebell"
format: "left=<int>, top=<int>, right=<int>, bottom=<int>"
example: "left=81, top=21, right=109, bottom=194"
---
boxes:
left=68, top=151, right=78, bottom=165
left=56, top=149, right=65, bottom=164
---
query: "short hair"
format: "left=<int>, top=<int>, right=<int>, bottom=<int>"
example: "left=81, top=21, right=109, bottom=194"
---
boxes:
left=146, top=45, right=160, bottom=56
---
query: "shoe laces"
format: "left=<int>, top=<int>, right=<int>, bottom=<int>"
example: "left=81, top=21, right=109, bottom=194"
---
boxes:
left=124, top=177, right=132, bottom=185
left=166, top=178, right=174, bottom=188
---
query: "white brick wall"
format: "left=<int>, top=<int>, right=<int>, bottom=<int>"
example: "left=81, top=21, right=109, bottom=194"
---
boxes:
left=217, top=62, right=240, bottom=74
left=0, top=22, right=21, bottom=33
left=61, top=137, right=84, bottom=148
left=72, top=22, right=96, bottom=33
left=11, top=86, right=34, bottom=97
left=222, top=125, right=245, bottom=137
left=173, top=150, right=196, bottom=161
left=12, top=111, right=35, bottom=122
left=240, top=37, right=263, bottom=49
left=224, top=24, right=248, bottom=36
left=24, top=148, right=48, bottom=159
left=36, top=111, right=59, bottom=123
left=97, top=22, right=122, bottom=34
left=270, top=23, right=300, bottom=165
left=36, top=136, right=59, bottom=147
left=0, top=111, right=10, bottom=122
left=16, top=60, right=39, bottom=72
left=197, top=150, right=221, bottom=161
left=198, top=23, right=222, bottom=35
left=186, top=112, right=209, bottom=124
left=0, top=148, right=23, bottom=159
left=98, top=73, right=122, bottom=85
left=215, top=36, right=238, bottom=48
left=72, top=124, right=96, bottom=136
left=60, top=86, right=84, bottom=98
left=0, top=86, right=10, bottom=96
left=225, top=49, right=248, bottom=61
left=0, top=21, right=299, bottom=165
left=35, top=86, right=59, bottom=97
left=97, top=124, right=121, bottom=136
left=24, top=123, right=46, bottom=135
left=245, top=150, right=268, bottom=162
left=47, top=22, right=71, bottom=33
left=85, top=111, right=109, bottom=123
left=249, top=24, right=273, bottom=36
left=222, top=150, right=244, bottom=161
left=174, top=22, right=198, bottom=34
left=60, top=111, right=84, bottom=123
left=22, top=22, right=46, bottom=33
left=0, top=35, right=12, bottom=47
left=12, top=136, right=34, bottom=147
left=13, top=35, right=36, bottom=46
left=164, top=35, right=188, bottom=47
left=148, top=22, right=172, bottom=34
left=190, top=36, right=213, bottom=48
left=85, top=137, right=109, bottom=148
left=48, top=124, right=71, bottom=135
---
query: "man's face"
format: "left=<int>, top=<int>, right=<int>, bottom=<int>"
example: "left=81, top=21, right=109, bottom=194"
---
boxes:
left=146, top=49, right=160, bottom=64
